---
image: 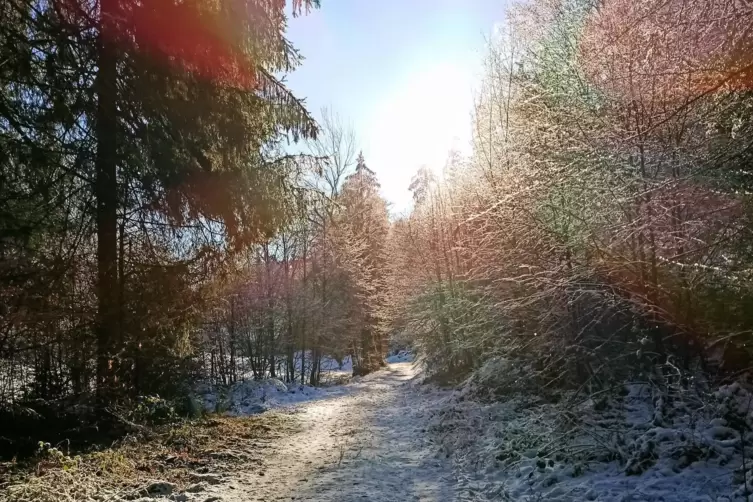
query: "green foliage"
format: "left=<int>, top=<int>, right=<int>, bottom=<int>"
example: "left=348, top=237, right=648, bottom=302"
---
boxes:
left=0, top=0, right=320, bottom=455
left=36, top=442, right=80, bottom=471
left=407, top=281, right=503, bottom=381
left=214, top=388, right=230, bottom=415
left=130, top=396, right=179, bottom=426
left=175, top=393, right=205, bottom=420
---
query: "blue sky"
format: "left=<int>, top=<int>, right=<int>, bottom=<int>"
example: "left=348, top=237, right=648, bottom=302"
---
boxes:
left=286, top=0, right=505, bottom=214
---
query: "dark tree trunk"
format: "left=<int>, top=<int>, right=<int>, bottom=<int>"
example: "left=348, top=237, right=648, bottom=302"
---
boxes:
left=301, top=239, right=307, bottom=384
left=310, top=348, right=320, bottom=386
left=95, top=0, right=120, bottom=402
left=229, top=296, right=237, bottom=383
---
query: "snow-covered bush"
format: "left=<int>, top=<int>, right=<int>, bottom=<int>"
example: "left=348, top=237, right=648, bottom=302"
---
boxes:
left=430, top=369, right=753, bottom=501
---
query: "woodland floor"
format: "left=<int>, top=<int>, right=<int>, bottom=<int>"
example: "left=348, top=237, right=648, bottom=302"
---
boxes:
left=1, top=362, right=460, bottom=502
left=204, top=361, right=457, bottom=502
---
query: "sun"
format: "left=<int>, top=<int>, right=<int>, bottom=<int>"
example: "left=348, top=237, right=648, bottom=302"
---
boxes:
left=366, top=60, right=477, bottom=211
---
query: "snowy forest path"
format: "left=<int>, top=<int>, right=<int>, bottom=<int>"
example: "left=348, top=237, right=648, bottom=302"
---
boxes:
left=208, top=362, right=457, bottom=502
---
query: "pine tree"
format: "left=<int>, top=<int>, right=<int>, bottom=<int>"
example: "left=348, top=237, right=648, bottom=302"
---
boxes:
left=0, top=0, right=319, bottom=404
left=339, top=152, right=389, bottom=374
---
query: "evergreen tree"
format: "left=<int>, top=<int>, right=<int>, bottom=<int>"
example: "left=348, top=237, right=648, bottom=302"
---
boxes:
left=339, top=152, right=389, bottom=374
left=0, top=0, right=318, bottom=404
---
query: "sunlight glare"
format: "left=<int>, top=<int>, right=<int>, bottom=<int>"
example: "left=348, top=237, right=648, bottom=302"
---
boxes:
left=367, top=60, right=476, bottom=212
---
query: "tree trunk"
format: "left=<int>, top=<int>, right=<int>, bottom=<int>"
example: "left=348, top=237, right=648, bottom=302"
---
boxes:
left=95, top=0, right=120, bottom=402
left=301, top=238, right=307, bottom=384
left=229, top=296, right=237, bottom=383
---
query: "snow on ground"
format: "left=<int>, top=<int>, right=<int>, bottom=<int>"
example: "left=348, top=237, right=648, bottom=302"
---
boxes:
left=197, top=378, right=350, bottom=416
left=199, top=352, right=416, bottom=416
left=185, top=362, right=460, bottom=502
left=219, top=352, right=354, bottom=387
left=119, top=355, right=753, bottom=502
left=317, top=354, right=353, bottom=373
left=147, top=354, right=750, bottom=502
left=287, top=352, right=354, bottom=382
left=386, top=350, right=414, bottom=363
left=429, top=358, right=751, bottom=501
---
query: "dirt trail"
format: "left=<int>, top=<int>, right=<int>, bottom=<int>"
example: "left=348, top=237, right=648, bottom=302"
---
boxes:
left=200, top=362, right=456, bottom=502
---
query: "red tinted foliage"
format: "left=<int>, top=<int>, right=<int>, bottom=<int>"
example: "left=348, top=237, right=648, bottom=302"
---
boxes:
left=581, top=0, right=753, bottom=103
left=55, top=0, right=314, bottom=89
left=129, top=0, right=258, bottom=89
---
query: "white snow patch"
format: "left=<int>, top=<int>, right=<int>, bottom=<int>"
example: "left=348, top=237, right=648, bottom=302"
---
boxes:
left=386, top=350, right=414, bottom=363
left=429, top=374, right=753, bottom=501
left=198, top=378, right=350, bottom=416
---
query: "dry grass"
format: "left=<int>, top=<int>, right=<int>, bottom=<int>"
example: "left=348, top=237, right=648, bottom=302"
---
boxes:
left=0, top=413, right=299, bottom=502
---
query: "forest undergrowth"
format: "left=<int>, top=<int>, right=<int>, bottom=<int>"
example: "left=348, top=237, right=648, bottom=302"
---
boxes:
left=0, top=414, right=295, bottom=502
left=383, top=0, right=753, bottom=499
left=427, top=358, right=753, bottom=500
